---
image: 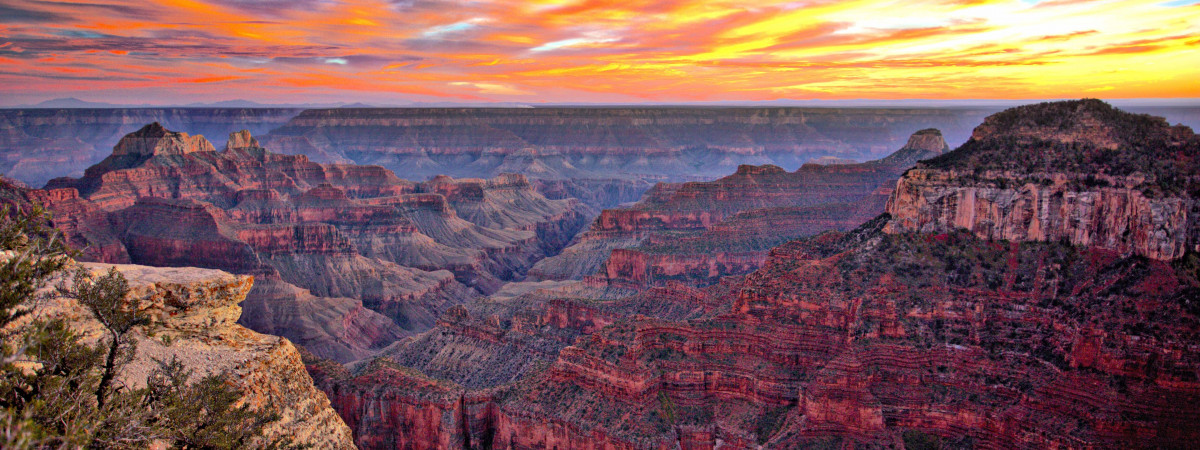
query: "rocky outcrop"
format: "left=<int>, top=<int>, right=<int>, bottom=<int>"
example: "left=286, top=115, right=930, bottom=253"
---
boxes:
left=872, top=128, right=950, bottom=166
left=0, top=108, right=301, bottom=186
left=601, top=248, right=766, bottom=287
left=14, top=261, right=355, bottom=449
left=886, top=100, right=1200, bottom=260
left=225, top=129, right=261, bottom=151
left=886, top=169, right=1199, bottom=260
left=110, top=122, right=215, bottom=158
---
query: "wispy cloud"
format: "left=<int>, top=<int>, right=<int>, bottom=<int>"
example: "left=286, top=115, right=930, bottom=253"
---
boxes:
left=0, top=0, right=1196, bottom=104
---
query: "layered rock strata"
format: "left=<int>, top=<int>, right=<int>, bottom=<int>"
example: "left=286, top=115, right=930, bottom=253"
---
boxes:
left=259, top=107, right=992, bottom=182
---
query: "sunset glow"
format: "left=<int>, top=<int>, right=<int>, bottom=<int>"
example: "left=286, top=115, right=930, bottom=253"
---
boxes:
left=2, top=0, right=1198, bottom=104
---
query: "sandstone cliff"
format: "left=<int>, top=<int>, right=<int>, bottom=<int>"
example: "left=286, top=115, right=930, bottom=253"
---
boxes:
left=886, top=99, right=1200, bottom=260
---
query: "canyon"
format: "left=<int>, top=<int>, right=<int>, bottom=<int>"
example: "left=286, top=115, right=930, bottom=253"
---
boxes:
left=306, top=100, right=1200, bottom=449
left=256, top=107, right=992, bottom=180
left=4, top=100, right=1199, bottom=448
left=6, top=105, right=1198, bottom=199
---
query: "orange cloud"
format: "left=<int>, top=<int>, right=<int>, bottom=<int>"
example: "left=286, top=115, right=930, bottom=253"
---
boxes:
left=0, top=0, right=1196, bottom=105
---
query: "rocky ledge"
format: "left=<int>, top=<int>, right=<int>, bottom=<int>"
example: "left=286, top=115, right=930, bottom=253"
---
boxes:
left=20, top=262, right=356, bottom=449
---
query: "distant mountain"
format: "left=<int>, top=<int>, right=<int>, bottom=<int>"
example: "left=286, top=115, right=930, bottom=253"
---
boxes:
left=9, top=98, right=393, bottom=109
left=21, top=97, right=151, bottom=108
left=184, top=99, right=270, bottom=108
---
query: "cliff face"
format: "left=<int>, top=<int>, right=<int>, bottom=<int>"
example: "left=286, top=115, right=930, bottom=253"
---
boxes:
left=110, top=122, right=215, bottom=157
left=886, top=99, right=1200, bottom=260
left=25, top=124, right=592, bottom=363
left=483, top=223, right=1200, bottom=448
left=20, top=262, right=355, bottom=449
left=886, top=169, right=1199, bottom=260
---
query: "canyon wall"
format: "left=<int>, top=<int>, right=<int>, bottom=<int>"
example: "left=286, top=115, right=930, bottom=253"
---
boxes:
left=259, top=107, right=993, bottom=184
left=886, top=169, right=1199, bottom=260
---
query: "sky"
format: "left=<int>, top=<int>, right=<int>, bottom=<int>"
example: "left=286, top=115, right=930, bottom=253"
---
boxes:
left=1, top=0, right=1198, bottom=106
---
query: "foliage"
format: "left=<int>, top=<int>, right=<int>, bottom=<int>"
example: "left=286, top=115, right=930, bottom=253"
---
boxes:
left=753, top=406, right=789, bottom=444
left=920, top=99, right=1199, bottom=197
left=902, top=429, right=946, bottom=450
left=144, top=357, right=287, bottom=448
left=0, top=204, right=72, bottom=332
left=656, top=391, right=676, bottom=425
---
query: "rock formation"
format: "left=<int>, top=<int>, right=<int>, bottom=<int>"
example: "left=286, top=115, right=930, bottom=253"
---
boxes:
left=0, top=108, right=301, bottom=186
left=110, top=121, right=215, bottom=157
